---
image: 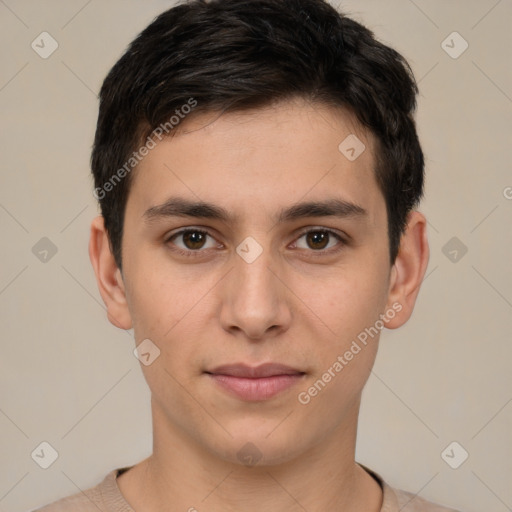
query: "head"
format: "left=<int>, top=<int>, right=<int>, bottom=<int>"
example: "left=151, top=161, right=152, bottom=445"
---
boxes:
left=89, top=0, right=429, bottom=469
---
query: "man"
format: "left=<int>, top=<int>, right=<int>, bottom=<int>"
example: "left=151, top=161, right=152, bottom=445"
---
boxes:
left=34, top=0, right=460, bottom=510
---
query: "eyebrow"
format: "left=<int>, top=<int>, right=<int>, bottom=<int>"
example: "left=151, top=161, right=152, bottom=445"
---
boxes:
left=143, top=196, right=367, bottom=224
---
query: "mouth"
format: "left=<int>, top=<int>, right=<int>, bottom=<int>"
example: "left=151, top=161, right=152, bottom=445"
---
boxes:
left=205, top=363, right=306, bottom=401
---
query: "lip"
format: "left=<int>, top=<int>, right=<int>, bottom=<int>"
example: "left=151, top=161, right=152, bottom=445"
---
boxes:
left=207, top=363, right=303, bottom=378
left=205, top=363, right=305, bottom=401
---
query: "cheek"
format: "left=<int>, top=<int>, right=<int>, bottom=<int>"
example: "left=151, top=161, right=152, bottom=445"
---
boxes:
left=125, top=250, right=201, bottom=336
left=125, top=260, right=215, bottom=376
left=293, top=260, right=389, bottom=343
left=294, top=274, right=385, bottom=424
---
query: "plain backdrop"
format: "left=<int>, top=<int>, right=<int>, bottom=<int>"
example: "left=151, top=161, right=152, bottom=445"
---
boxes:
left=0, top=1, right=511, bottom=511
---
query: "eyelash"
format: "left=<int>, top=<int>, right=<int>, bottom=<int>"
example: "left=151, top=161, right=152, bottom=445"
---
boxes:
left=164, top=227, right=347, bottom=259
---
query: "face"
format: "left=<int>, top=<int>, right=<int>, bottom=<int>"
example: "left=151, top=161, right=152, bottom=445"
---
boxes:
left=109, top=99, right=404, bottom=466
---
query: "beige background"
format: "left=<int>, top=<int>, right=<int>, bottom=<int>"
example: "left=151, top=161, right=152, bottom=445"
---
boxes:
left=0, top=1, right=511, bottom=511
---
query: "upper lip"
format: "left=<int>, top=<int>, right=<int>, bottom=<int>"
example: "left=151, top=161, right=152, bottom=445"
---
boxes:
left=206, top=363, right=304, bottom=378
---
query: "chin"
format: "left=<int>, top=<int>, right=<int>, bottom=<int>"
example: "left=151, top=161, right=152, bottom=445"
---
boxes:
left=208, top=430, right=307, bottom=469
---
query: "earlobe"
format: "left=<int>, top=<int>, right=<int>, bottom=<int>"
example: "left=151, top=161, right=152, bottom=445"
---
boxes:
left=384, top=211, right=430, bottom=329
left=88, top=215, right=133, bottom=330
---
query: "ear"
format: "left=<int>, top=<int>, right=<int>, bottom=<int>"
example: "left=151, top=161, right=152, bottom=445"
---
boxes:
left=88, top=215, right=133, bottom=330
left=384, top=210, right=430, bottom=329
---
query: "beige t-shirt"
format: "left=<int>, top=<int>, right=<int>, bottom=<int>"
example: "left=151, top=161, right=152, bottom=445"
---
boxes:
left=32, top=464, right=460, bottom=512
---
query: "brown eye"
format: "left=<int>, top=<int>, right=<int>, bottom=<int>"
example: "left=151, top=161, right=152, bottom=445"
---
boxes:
left=167, top=229, right=216, bottom=253
left=293, top=228, right=346, bottom=256
left=182, top=230, right=207, bottom=250
left=305, top=231, right=330, bottom=250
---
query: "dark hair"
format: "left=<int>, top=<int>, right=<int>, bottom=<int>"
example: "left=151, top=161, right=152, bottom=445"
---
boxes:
left=91, top=0, right=424, bottom=270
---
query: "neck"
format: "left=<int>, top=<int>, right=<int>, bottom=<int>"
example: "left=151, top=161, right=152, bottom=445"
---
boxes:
left=118, top=397, right=382, bottom=512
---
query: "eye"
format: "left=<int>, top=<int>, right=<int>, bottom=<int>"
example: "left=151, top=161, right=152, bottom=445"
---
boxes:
left=293, top=229, right=345, bottom=254
left=166, top=228, right=219, bottom=255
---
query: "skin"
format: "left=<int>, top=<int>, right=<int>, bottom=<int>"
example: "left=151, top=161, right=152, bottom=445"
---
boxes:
left=89, top=98, right=429, bottom=512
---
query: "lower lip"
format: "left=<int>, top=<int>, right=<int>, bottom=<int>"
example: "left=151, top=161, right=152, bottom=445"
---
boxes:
left=207, top=373, right=304, bottom=401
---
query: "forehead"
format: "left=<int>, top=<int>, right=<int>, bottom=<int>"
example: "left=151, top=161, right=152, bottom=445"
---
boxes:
left=127, top=99, right=384, bottom=225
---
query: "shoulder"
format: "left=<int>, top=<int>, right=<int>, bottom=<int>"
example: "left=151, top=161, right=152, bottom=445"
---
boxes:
left=30, top=467, right=130, bottom=512
left=390, top=486, right=461, bottom=512
left=31, top=490, right=101, bottom=512
left=359, top=463, right=461, bottom=512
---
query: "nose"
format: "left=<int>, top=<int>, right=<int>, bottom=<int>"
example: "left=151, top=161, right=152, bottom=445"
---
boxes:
left=219, top=242, right=292, bottom=341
